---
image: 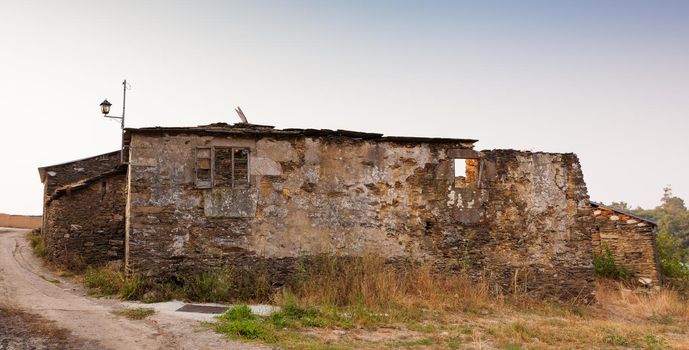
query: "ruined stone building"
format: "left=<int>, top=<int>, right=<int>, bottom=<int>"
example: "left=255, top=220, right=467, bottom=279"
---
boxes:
left=591, top=203, right=662, bottom=284
left=38, top=151, right=125, bottom=266
left=37, top=122, right=662, bottom=299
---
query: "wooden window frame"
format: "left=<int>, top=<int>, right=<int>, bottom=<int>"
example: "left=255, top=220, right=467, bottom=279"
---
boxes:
left=195, top=147, right=213, bottom=189
left=195, top=146, right=250, bottom=189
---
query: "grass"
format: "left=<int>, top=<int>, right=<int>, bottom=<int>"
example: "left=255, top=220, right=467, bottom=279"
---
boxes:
left=112, top=307, right=155, bottom=320
left=83, top=264, right=127, bottom=297
left=26, top=230, right=47, bottom=258
left=71, top=254, right=689, bottom=349
left=205, top=257, right=689, bottom=349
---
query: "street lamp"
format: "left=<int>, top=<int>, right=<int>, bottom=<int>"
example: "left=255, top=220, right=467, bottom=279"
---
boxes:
left=99, top=80, right=130, bottom=163
left=100, top=99, right=112, bottom=115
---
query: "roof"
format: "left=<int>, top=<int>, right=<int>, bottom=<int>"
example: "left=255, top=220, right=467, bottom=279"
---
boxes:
left=37, top=150, right=121, bottom=183
left=123, top=123, right=478, bottom=145
left=590, top=202, right=657, bottom=226
left=45, top=166, right=127, bottom=205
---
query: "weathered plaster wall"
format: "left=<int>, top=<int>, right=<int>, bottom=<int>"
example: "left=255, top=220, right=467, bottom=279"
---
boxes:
left=44, top=173, right=126, bottom=268
left=592, top=207, right=661, bottom=284
left=126, top=134, right=594, bottom=299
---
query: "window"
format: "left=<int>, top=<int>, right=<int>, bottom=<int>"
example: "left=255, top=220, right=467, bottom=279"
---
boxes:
left=447, top=149, right=481, bottom=188
left=195, top=148, right=212, bottom=188
left=195, top=147, right=250, bottom=189
left=454, top=158, right=479, bottom=188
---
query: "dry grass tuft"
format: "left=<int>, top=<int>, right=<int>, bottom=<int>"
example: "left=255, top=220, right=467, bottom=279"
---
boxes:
left=283, top=254, right=494, bottom=315
left=596, top=279, right=689, bottom=324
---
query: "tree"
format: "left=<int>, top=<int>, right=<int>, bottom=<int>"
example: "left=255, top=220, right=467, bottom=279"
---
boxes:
left=609, top=201, right=631, bottom=211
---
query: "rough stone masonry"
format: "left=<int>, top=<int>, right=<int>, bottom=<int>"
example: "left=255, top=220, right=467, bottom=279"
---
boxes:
left=123, top=123, right=595, bottom=299
left=591, top=203, right=662, bottom=284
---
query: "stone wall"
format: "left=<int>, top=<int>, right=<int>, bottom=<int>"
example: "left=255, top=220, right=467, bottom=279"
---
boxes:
left=459, top=150, right=594, bottom=299
left=44, top=171, right=126, bottom=268
left=592, top=206, right=661, bottom=284
left=126, top=133, right=594, bottom=299
left=40, top=151, right=121, bottom=198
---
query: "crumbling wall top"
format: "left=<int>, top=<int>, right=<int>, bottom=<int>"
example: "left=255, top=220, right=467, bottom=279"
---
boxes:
left=123, top=123, right=478, bottom=146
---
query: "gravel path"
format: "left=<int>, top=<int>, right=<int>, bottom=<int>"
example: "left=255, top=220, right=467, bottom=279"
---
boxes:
left=0, top=228, right=268, bottom=350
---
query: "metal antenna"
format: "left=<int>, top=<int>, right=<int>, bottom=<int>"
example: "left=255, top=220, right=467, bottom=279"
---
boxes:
left=235, top=106, right=248, bottom=124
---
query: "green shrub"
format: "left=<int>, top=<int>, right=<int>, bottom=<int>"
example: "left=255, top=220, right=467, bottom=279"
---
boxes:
left=213, top=305, right=274, bottom=341
left=656, top=231, right=689, bottom=288
left=593, top=244, right=634, bottom=279
left=219, top=304, right=256, bottom=322
left=269, top=296, right=324, bottom=328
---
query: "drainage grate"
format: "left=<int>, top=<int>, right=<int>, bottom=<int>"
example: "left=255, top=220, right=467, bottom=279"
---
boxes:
left=176, top=304, right=228, bottom=314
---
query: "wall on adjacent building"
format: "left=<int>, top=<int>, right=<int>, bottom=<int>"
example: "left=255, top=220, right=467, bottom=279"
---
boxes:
left=41, top=151, right=121, bottom=198
left=592, top=207, right=661, bottom=284
left=44, top=172, right=126, bottom=268
left=126, top=133, right=594, bottom=300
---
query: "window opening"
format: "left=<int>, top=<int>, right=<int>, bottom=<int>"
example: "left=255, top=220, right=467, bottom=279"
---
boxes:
left=195, top=147, right=212, bottom=188
left=201, top=147, right=250, bottom=189
left=454, top=158, right=480, bottom=188
left=232, top=148, right=249, bottom=188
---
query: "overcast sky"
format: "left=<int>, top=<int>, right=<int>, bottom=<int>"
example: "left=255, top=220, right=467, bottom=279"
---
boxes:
left=1, top=0, right=687, bottom=215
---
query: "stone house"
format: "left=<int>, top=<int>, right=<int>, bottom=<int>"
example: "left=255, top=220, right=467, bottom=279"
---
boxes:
left=39, top=122, right=613, bottom=299
left=121, top=123, right=594, bottom=299
left=38, top=151, right=125, bottom=267
left=591, top=202, right=662, bottom=284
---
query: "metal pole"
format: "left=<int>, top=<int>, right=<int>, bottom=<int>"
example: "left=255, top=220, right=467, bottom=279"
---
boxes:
left=120, top=79, right=127, bottom=163
left=121, top=80, right=126, bottom=130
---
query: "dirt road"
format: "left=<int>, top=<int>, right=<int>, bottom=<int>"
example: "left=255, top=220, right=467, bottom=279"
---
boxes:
left=0, top=228, right=267, bottom=350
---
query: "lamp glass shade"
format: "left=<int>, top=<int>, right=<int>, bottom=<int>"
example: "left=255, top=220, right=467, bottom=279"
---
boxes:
left=100, top=99, right=112, bottom=115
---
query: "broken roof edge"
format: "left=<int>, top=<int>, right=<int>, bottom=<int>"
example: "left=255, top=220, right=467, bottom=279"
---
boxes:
left=123, top=123, right=478, bottom=145
left=45, top=166, right=127, bottom=205
left=37, top=150, right=122, bottom=183
left=590, top=202, right=658, bottom=226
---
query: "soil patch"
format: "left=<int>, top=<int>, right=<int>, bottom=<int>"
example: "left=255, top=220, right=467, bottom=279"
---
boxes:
left=0, top=306, right=98, bottom=349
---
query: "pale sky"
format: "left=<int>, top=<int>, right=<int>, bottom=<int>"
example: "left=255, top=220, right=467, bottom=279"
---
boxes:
left=1, top=0, right=687, bottom=215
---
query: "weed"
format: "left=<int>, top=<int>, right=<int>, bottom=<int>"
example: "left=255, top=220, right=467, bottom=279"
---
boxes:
left=83, top=265, right=125, bottom=296
left=593, top=244, right=634, bottom=279
left=510, top=322, right=534, bottom=342
left=643, top=335, right=671, bottom=350
left=213, top=305, right=274, bottom=342
left=26, top=232, right=46, bottom=258
left=602, top=332, right=629, bottom=346
left=119, top=274, right=145, bottom=300
left=183, top=271, right=231, bottom=302
left=112, top=307, right=155, bottom=320
left=219, top=304, right=256, bottom=322
left=268, top=296, right=328, bottom=328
